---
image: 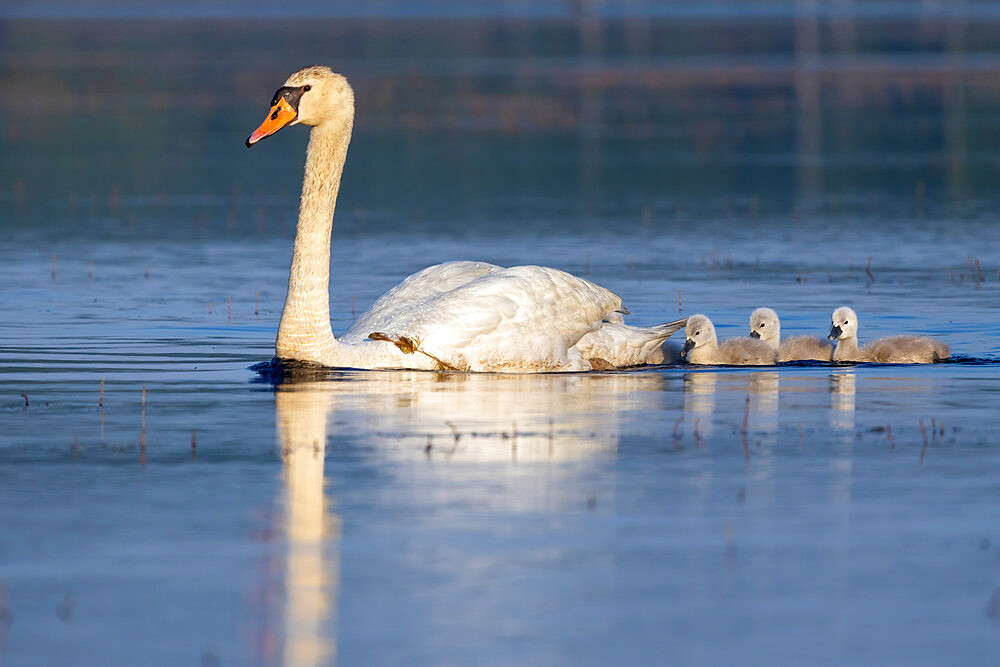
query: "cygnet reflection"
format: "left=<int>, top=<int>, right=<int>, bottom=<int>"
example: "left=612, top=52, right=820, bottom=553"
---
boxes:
left=683, top=371, right=718, bottom=438
left=829, top=371, right=857, bottom=432
left=682, top=371, right=780, bottom=446
left=748, top=371, right=779, bottom=449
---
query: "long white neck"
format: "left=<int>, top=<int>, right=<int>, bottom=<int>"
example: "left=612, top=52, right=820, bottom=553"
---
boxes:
left=276, top=116, right=354, bottom=364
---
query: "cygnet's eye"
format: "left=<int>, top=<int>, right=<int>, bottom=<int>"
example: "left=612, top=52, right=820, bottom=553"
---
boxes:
left=303, top=85, right=312, bottom=92
left=760, top=323, right=765, bottom=328
left=844, top=320, right=849, bottom=325
left=695, top=331, right=701, bottom=336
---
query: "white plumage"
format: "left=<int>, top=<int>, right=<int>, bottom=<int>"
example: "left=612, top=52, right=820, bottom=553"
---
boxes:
left=248, top=66, right=684, bottom=372
left=341, top=261, right=502, bottom=341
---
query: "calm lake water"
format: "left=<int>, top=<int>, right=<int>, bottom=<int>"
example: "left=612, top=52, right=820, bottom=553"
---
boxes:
left=2, top=9, right=1000, bottom=665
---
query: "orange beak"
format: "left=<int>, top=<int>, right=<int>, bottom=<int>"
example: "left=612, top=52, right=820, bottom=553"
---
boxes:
left=246, top=97, right=298, bottom=148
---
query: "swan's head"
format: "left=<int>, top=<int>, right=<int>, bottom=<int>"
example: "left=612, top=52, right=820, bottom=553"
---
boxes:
left=748, top=307, right=780, bottom=346
left=829, top=306, right=858, bottom=341
left=246, top=65, right=354, bottom=147
left=681, top=314, right=717, bottom=358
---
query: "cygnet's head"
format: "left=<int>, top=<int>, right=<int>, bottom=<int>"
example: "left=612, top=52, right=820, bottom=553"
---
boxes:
left=682, top=314, right=717, bottom=357
left=246, top=65, right=354, bottom=147
left=748, top=307, right=781, bottom=346
left=829, top=306, right=858, bottom=341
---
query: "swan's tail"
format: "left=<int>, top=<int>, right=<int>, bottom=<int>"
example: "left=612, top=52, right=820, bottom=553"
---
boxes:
left=651, top=317, right=687, bottom=342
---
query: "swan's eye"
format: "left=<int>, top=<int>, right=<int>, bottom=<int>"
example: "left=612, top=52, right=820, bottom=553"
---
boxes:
left=303, top=85, right=312, bottom=92
left=844, top=320, right=849, bottom=325
left=760, top=323, right=765, bottom=328
left=695, top=331, right=700, bottom=336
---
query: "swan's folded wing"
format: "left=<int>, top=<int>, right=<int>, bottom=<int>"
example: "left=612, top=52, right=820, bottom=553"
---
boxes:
left=342, top=261, right=502, bottom=343
left=406, top=266, right=624, bottom=363
left=414, top=291, right=519, bottom=350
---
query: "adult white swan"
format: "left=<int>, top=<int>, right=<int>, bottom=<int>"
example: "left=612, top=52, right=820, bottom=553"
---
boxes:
left=247, top=66, right=684, bottom=372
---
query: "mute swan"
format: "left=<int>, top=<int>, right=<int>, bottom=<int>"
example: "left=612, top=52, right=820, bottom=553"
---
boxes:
left=828, top=306, right=949, bottom=363
left=748, top=307, right=832, bottom=362
left=246, top=66, right=685, bottom=372
left=681, top=314, right=777, bottom=365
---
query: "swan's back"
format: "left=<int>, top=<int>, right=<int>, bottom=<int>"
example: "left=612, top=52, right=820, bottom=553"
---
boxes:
left=367, top=265, right=623, bottom=371
left=414, top=265, right=620, bottom=342
left=861, top=336, right=950, bottom=364
left=779, top=335, right=833, bottom=362
left=342, top=261, right=501, bottom=343
left=717, top=337, right=778, bottom=365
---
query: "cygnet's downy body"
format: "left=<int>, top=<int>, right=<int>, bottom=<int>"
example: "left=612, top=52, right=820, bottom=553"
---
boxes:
left=828, top=306, right=949, bottom=364
left=748, top=307, right=833, bottom=362
left=682, top=314, right=777, bottom=365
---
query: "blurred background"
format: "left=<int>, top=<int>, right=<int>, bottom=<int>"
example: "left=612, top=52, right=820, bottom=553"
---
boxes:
left=3, top=0, right=999, bottom=242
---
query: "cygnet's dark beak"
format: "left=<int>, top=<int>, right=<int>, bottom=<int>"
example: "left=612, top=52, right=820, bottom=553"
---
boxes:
left=748, top=330, right=760, bottom=339
left=828, top=325, right=842, bottom=341
left=681, top=338, right=696, bottom=357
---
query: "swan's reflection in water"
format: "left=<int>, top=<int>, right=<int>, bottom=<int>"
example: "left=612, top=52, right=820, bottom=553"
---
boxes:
left=290, top=370, right=666, bottom=462
left=275, top=384, right=340, bottom=666
left=268, top=368, right=669, bottom=662
left=264, top=366, right=901, bottom=660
